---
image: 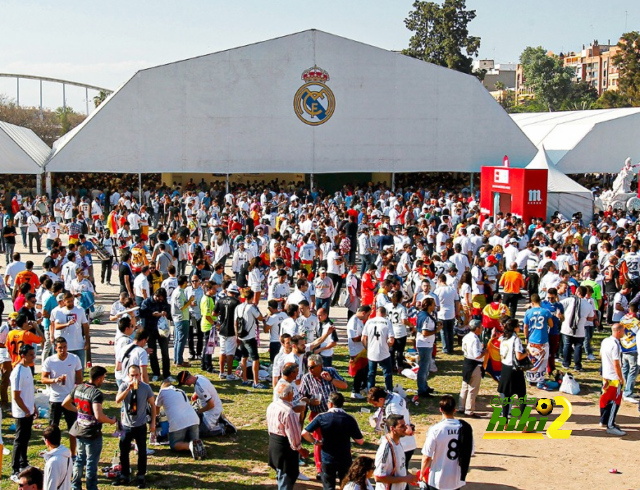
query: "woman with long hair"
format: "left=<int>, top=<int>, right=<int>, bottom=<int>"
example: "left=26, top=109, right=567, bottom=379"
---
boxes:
left=498, top=318, right=529, bottom=418
left=341, top=456, right=375, bottom=490
left=458, top=270, right=473, bottom=326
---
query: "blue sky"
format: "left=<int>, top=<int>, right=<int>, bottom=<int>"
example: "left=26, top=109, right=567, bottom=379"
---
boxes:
left=1, top=0, right=639, bottom=112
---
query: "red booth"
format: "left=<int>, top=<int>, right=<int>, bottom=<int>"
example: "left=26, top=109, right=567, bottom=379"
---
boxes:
left=479, top=166, right=548, bottom=224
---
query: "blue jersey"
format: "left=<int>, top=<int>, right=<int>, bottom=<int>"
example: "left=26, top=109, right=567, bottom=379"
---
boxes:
left=541, top=300, right=564, bottom=336
left=523, top=306, right=553, bottom=344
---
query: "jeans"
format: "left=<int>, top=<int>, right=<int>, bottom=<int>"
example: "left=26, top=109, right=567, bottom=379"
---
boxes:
left=360, top=254, right=373, bottom=275
left=70, top=349, right=86, bottom=370
left=315, top=297, right=330, bottom=313
left=28, top=231, right=42, bottom=253
left=42, top=331, right=53, bottom=364
left=562, top=334, right=584, bottom=370
left=72, top=436, right=103, bottom=490
left=148, top=330, right=171, bottom=378
left=440, top=319, right=455, bottom=354
left=12, top=414, right=34, bottom=473
left=189, top=316, right=204, bottom=358
left=4, top=242, right=15, bottom=265
left=583, top=325, right=595, bottom=356
left=391, top=336, right=407, bottom=371
left=120, top=424, right=148, bottom=478
left=327, top=273, right=343, bottom=307
left=174, top=320, right=189, bottom=364
left=275, top=468, right=296, bottom=490
left=622, top=352, right=638, bottom=398
left=101, top=258, right=113, bottom=283
left=321, top=461, right=350, bottom=490
left=417, top=347, right=433, bottom=395
left=367, top=356, right=393, bottom=391
left=20, top=226, right=27, bottom=247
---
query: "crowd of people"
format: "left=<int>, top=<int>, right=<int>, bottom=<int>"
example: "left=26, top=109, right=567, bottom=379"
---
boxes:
left=0, top=174, right=638, bottom=489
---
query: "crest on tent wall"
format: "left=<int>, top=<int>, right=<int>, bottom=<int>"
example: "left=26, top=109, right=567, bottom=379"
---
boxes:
left=293, top=65, right=335, bottom=126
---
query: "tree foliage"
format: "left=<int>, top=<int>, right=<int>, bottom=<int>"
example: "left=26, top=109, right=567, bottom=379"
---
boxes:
left=403, top=0, right=481, bottom=75
left=93, top=90, right=110, bottom=108
left=611, top=31, right=640, bottom=106
left=520, top=46, right=573, bottom=112
left=0, top=95, right=86, bottom=147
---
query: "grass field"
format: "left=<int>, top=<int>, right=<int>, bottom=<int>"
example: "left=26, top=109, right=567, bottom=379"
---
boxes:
left=0, top=331, right=610, bottom=489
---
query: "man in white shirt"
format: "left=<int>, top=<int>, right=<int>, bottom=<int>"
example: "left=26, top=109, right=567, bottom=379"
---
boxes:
left=155, top=381, right=203, bottom=457
left=458, top=320, right=485, bottom=417
left=10, top=344, right=37, bottom=481
left=117, top=330, right=150, bottom=383
left=52, top=292, right=89, bottom=368
left=4, top=252, right=26, bottom=291
left=234, top=298, right=266, bottom=389
left=373, top=414, right=417, bottom=490
left=362, top=306, right=395, bottom=391
left=178, top=371, right=229, bottom=437
left=560, top=286, right=595, bottom=372
left=347, top=306, right=372, bottom=399
left=434, top=274, right=460, bottom=355
left=600, top=323, right=625, bottom=436
left=41, top=337, right=83, bottom=457
left=420, top=395, right=473, bottom=490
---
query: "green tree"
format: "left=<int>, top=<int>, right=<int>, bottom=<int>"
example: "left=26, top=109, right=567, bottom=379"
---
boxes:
left=55, top=106, right=82, bottom=136
left=561, top=80, right=598, bottom=110
left=403, top=0, right=481, bottom=75
left=93, top=90, right=110, bottom=108
left=520, top=46, right=573, bottom=112
left=612, top=31, right=640, bottom=106
left=594, top=89, right=628, bottom=108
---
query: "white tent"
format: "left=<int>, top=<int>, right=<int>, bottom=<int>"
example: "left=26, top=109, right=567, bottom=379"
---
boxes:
left=0, top=121, right=50, bottom=174
left=526, top=146, right=594, bottom=223
left=512, top=108, right=640, bottom=174
left=47, top=29, right=536, bottom=174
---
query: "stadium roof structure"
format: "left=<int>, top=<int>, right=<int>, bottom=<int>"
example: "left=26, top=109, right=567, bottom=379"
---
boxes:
left=47, top=29, right=536, bottom=174
left=511, top=108, right=640, bottom=174
left=0, top=120, right=51, bottom=174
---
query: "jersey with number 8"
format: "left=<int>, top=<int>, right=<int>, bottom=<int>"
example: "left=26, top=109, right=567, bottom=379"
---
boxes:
left=422, top=418, right=472, bottom=490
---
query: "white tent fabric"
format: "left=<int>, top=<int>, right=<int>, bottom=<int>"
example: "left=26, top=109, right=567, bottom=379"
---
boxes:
left=0, top=121, right=50, bottom=174
left=47, top=29, right=536, bottom=174
left=526, top=146, right=594, bottom=223
left=512, top=108, right=640, bottom=174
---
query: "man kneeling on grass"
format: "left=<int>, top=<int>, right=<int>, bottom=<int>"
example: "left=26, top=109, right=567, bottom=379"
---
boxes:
left=155, top=379, right=205, bottom=459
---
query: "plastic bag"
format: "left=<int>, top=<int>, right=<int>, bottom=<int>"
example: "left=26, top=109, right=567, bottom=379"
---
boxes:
left=401, top=368, right=417, bottom=380
left=337, top=288, right=349, bottom=308
left=559, top=373, right=580, bottom=395
left=157, top=316, right=170, bottom=338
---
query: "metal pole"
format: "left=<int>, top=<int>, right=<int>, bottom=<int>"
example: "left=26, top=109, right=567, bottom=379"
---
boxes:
left=226, top=174, right=230, bottom=194
left=85, top=87, right=89, bottom=115
left=470, top=172, right=474, bottom=196
left=138, top=173, right=143, bottom=202
left=39, top=79, right=43, bottom=120
left=16, top=77, right=19, bottom=106
left=310, top=173, right=314, bottom=190
left=391, top=172, right=395, bottom=192
left=36, top=174, right=42, bottom=196
left=63, top=83, right=66, bottom=112
left=45, top=172, right=52, bottom=198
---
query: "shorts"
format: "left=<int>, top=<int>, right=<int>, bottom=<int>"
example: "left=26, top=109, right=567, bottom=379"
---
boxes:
left=49, top=401, right=77, bottom=429
left=239, top=337, right=260, bottom=361
left=250, top=285, right=262, bottom=293
left=169, top=424, right=199, bottom=450
left=218, top=336, right=237, bottom=356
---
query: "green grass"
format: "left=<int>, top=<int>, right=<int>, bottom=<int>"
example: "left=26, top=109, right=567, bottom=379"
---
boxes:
left=0, top=333, right=609, bottom=489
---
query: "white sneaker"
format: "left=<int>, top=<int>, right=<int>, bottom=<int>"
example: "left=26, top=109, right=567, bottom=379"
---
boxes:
left=298, top=474, right=311, bottom=481
left=10, top=474, right=20, bottom=483
left=350, top=392, right=365, bottom=400
left=219, top=373, right=227, bottom=380
left=606, top=426, right=626, bottom=436
left=226, top=374, right=238, bottom=381
left=189, top=441, right=197, bottom=459
left=623, top=396, right=639, bottom=403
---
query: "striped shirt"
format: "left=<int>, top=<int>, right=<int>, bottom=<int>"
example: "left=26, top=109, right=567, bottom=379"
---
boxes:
left=266, top=399, right=302, bottom=451
left=300, top=367, right=345, bottom=414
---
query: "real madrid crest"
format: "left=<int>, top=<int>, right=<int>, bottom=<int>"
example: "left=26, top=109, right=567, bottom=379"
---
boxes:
left=294, top=65, right=335, bottom=126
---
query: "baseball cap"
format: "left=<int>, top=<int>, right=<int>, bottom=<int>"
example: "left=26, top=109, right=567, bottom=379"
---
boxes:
left=8, top=312, right=18, bottom=320
left=56, top=293, right=65, bottom=302
left=318, top=267, right=327, bottom=273
left=227, top=284, right=240, bottom=295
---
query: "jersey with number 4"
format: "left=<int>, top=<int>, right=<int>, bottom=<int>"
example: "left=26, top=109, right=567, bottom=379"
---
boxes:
left=362, top=317, right=394, bottom=362
left=422, top=418, right=471, bottom=490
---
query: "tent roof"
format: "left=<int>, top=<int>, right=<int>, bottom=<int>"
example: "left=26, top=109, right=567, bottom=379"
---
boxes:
left=525, top=146, right=593, bottom=195
left=0, top=121, right=50, bottom=174
left=47, top=29, right=536, bottom=174
left=512, top=108, right=640, bottom=174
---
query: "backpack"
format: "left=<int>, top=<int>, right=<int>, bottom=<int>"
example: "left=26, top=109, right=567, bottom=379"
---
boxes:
left=19, top=212, right=27, bottom=226
left=236, top=304, right=250, bottom=338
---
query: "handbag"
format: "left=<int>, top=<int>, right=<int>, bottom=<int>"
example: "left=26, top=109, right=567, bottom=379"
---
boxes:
left=157, top=316, right=170, bottom=338
left=512, top=337, right=533, bottom=371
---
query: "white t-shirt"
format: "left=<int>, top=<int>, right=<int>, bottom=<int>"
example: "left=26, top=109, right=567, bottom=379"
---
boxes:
left=41, top=353, right=82, bottom=402
left=266, top=312, right=288, bottom=343
left=347, top=316, right=365, bottom=357
left=52, top=306, right=87, bottom=351
left=374, top=436, right=406, bottom=490
left=11, top=364, right=35, bottom=418
left=423, top=418, right=471, bottom=490
left=114, top=333, right=133, bottom=381
left=133, top=274, right=150, bottom=299
left=326, top=250, right=341, bottom=275
left=45, top=221, right=61, bottom=240
left=118, top=344, right=149, bottom=382
left=434, top=285, right=459, bottom=320
left=194, top=375, right=223, bottom=430
left=362, top=317, right=394, bottom=362
left=155, top=386, right=200, bottom=432
left=560, top=297, right=595, bottom=338
left=601, top=336, right=622, bottom=380
left=27, top=215, right=40, bottom=233
left=381, top=392, right=416, bottom=451
left=234, top=303, right=262, bottom=340
left=298, top=314, right=319, bottom=342
left=387, top=304, right=408, bottom=338
left=0, top=322, right=11, bottom=363
left=280, top=317, right=300, bottom=337
left=499, top=335, right=524, bottom=367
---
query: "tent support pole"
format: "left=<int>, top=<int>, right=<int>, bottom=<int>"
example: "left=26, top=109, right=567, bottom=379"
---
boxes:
left=310, top=173, right=314, bottom=190
left=138, top=173, right=142, bottom=202
left=470, top=173, right=474, bottom=196
left=391, top=172, right=395, bottom=191
left=36, top=173, right=42, bottom=196
left=226, top=174, right=230, bottom=194
left=45, top=172, right=52, bottom=198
